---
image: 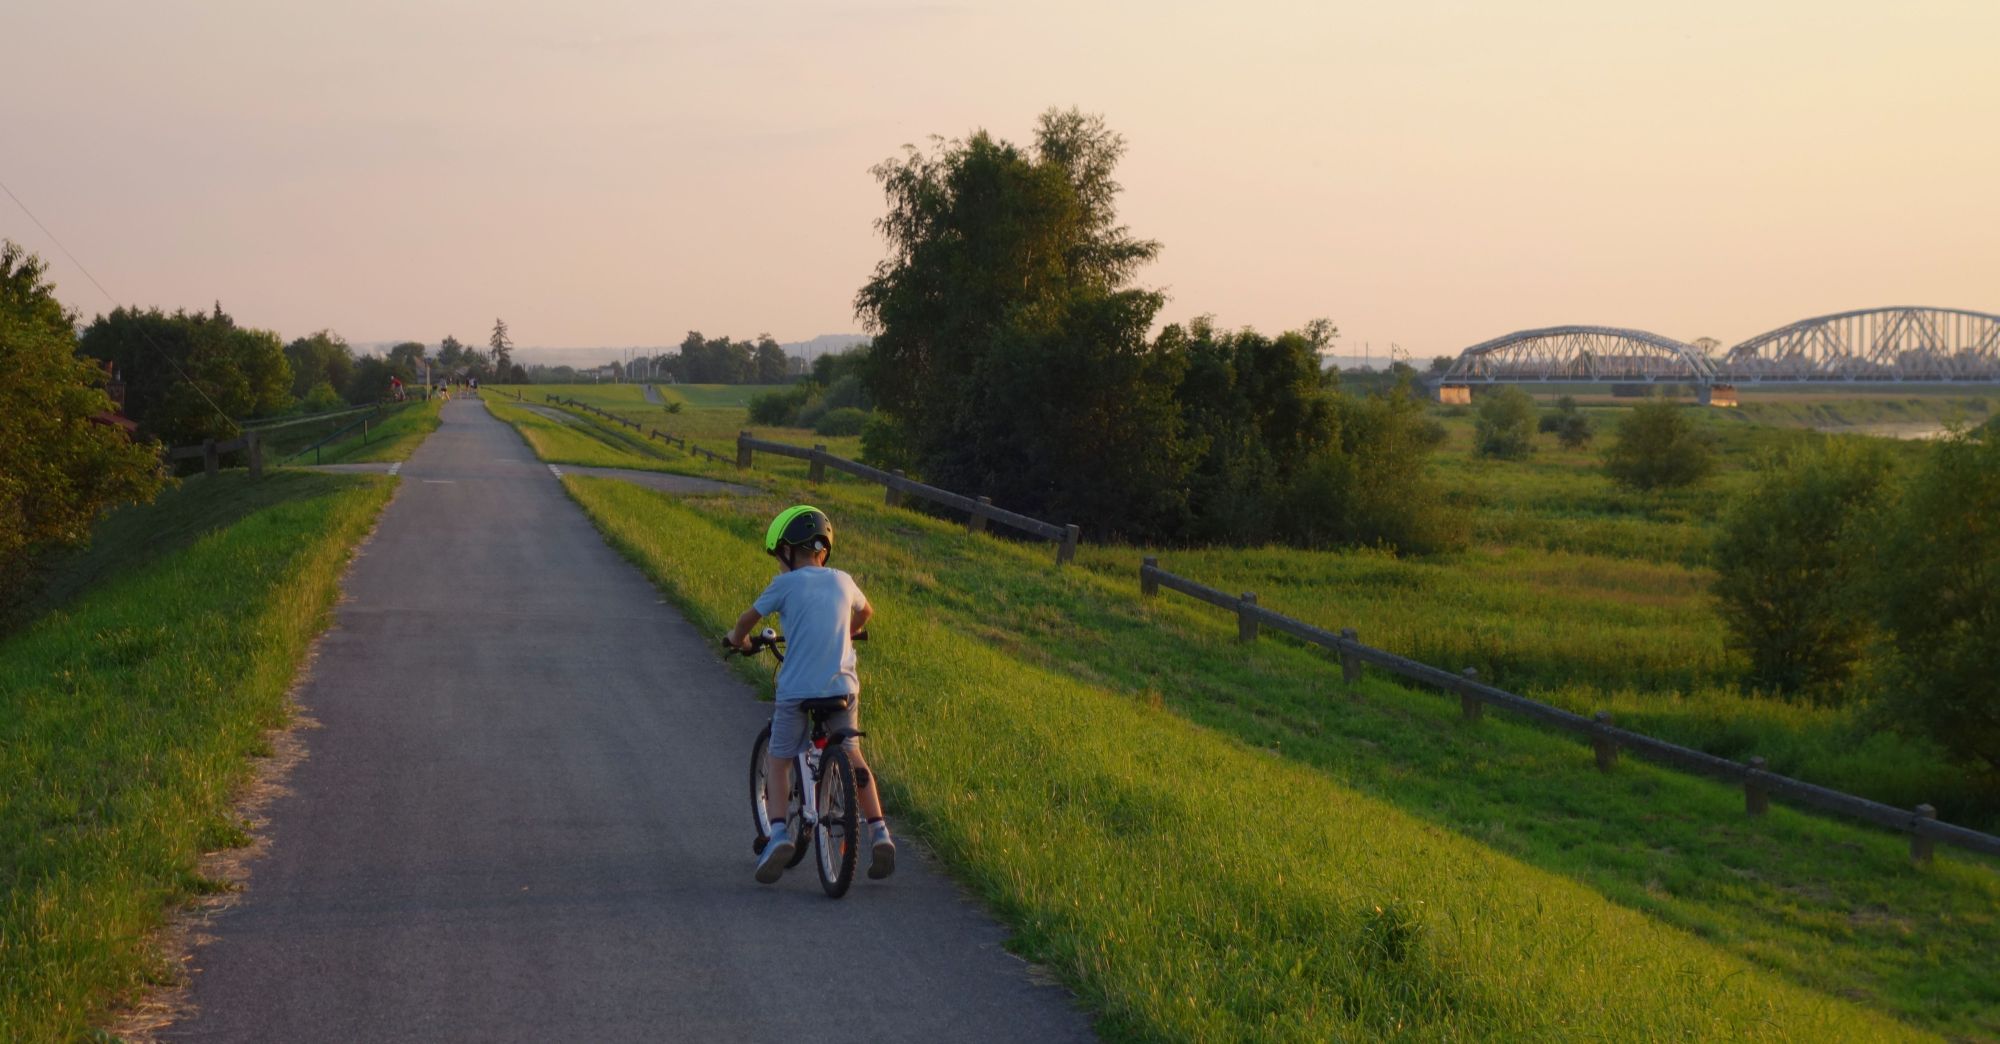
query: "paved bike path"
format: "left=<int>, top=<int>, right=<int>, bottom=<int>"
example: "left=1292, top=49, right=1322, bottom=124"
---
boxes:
left=168, top=399, right=1094, bottom=1043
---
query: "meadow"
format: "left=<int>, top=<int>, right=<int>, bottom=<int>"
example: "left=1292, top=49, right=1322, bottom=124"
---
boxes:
left=0, top=471, right=395, bottom=1040
left=495, top=393, right=2000, bottom=1037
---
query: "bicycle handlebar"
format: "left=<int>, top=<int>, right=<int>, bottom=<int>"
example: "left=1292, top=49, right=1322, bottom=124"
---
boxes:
left=721, top=628, right=868, bottom=657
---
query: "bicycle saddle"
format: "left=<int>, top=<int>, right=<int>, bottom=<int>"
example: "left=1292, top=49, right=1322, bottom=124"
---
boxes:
left=794, top=695, right=853, bottom=714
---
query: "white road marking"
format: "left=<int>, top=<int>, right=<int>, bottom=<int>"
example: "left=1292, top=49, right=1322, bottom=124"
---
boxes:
left=422, top=479, right=455, bottom=484
left=548, top=464, right=564, bottom=478
left=387, top=463, right=402, bottom=476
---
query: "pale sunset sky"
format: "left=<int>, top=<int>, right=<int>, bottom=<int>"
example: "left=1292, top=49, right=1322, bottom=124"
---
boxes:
left=2, top=0, right=1995, bottom=361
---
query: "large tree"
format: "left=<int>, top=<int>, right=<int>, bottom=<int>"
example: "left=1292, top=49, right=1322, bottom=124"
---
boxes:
left=855, top=108, right=1185, bottom=538
left=77, top=303, right=291, bottom=446
left=0, top=241, right=164, bottom=610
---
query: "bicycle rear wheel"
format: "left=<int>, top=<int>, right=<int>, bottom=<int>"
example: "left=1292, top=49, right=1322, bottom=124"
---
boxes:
left=749, top=725, right=803, bottom=858
left=813, top=747, right=860, bottom=898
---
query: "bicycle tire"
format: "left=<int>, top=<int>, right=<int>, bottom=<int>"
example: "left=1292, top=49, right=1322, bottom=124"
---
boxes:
left=814, top=746, right=860, bottom=898
left=749, top=725, right=804, bottom=859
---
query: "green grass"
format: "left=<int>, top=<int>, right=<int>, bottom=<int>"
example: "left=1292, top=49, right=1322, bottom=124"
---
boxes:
left=308, top=399, right=442, bottom=465
left=656, top=382, right=785, bottom=408
left=0, top=470, right=395, bottom=1041
left=561, top=475, right=1944, bottom=1041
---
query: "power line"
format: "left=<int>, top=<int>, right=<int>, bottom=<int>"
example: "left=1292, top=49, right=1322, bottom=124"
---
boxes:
left=0, top=174, right=233, bottom=425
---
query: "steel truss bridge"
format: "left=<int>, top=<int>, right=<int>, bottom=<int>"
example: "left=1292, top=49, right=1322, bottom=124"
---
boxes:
left=1438, top=307, right=2000, bottom=391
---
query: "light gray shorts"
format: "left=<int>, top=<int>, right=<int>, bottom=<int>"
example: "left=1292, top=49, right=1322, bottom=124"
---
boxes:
left=768, top=694, right=861, bottom=760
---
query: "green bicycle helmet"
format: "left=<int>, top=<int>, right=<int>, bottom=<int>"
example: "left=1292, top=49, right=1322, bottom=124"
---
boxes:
left=764, top=504, right=834, bottom=562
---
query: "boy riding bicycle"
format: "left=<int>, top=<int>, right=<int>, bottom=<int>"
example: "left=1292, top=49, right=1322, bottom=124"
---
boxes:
left=725, top=505, right=896, bottom=884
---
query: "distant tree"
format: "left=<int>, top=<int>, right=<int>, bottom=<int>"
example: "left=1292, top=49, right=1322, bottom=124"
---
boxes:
left=1428, top=355, right=1455, bottom=376
left=1869, top=425, right=2000, bottom=779
left=812, top=343, right=871, bottom=386
left=283, top=330, right=355, bottom=401
left=1690, top=336, right=1723, bottom=357
left=489, top=318, right=513, bottom=380
left=437, top=335, right=466, bottom=371
left=1474, top=386, right=1537, bottom=459
left=1603, top=397, right=1715, bottom=490
left=78, top=303, right=291, bottom=447
left=387, top=341, right=427, bottom=374
left=752, top=334, right=788, bottom=383
left=0, top=241, right=164, bottom=611
left=1712, top=439, right=1895, bottom=698
left=508, top=363, right=527, bottom=384
left=346, top=356, right=400, bottom=404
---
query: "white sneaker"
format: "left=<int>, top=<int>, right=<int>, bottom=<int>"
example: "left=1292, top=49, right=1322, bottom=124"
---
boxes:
left=868, top=824, right=896, bottom=880
left=756, top=826, right=794, bottom=884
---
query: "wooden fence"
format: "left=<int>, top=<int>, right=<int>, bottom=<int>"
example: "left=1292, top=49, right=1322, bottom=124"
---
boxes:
left=165, top=432, right=265, bottom=478
left=1138, top=557, right=2000, bottom=864
left=542, top=395, right=733, bottom=465
left=735, top=433, right=1081, bottom=565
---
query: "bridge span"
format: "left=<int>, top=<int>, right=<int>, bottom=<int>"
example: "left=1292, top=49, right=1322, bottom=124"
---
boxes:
left=1435, top=306, right=2000, bottom=403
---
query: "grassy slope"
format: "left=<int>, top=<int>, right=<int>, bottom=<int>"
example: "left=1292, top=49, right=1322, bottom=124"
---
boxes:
left=497, top=395, right=2000, bottom=1037
left=310, top=398, right=441, bottom=464
left=566, top=476, right=1928, bottom=1042
left=0, top=471, right=396, bottom=1040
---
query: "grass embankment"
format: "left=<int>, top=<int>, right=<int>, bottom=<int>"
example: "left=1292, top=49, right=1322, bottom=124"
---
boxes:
left=485, top=397, right=727, bottom=477
left=0, top=471, right=395, bottom=1041
left=558, top=471, right=1978, bottom=1041
left=524, top=383, right=864, bottom=460
left=495, top=390, right=2000, bottom=1035
left=308, top=398, right=441, bottom=465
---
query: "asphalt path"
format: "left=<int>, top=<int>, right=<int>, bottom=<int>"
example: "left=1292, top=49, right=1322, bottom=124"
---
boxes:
left=168, top=399, right=1093, bottom=1043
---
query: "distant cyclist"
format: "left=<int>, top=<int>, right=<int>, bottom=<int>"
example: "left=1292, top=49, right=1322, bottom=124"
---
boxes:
left=725, top=506, right=895, bottom=884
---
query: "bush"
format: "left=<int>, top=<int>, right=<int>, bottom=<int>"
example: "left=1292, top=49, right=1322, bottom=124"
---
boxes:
left=748, top=384, right=814, bottom=426
left=1712, top=439, right=1895, bottom=698
left=1278, top=388, right=1465, bottom=555
left=1870, top=425, right=2000, bottom=780
left=1474, top=387, right=1537, bottom=459
left=1603, top=398, right=1714, bottom=489
left=301, top=381, right=345, bottom=413
left=814, top=407, right=869, bottom=437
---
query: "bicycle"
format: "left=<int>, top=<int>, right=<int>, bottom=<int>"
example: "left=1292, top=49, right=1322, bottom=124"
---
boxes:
left=725, top=627, right=868, bottom=898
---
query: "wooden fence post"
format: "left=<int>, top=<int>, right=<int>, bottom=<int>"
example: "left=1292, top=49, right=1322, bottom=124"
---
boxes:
left=736, top=431, right=753, bottom=470
left=1140, top=556, right=1159, bottom=596
left=809, top=445, right=827, bottom=485
left=1459, top=668, right=1484, bottom=721
left=202, top=438, right=219, bottom=478
left=1591, top=711, right=1619, bottom=772
left=1237, top=593, right=1259, bottom=642
left=1744, top=757, right=1769, bottom=816
left=247, top=432, right=263, bottom=479
left=1057, top=524, right=1080, bottom=565
left=1912, top=804, right=1937, bottom=864
left=1339, top=628, right=1360, bottom=685
left=967, top=496, right=991, bottom=534
left=886, top=470, right=906, bottom=508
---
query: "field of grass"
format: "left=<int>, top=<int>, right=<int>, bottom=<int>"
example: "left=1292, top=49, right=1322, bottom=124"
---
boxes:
left=506, top=386, right=864, bottom=462
left=0, top=471, right=396, bottom=1041
left=564, top=475, right=1949, bottom=1042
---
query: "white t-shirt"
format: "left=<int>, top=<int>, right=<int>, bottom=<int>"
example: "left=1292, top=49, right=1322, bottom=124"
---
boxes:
left=752, top=566, right=870, bottom=700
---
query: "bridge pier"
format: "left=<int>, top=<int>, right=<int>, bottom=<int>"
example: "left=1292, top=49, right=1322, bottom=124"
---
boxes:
left=1698, top=383, right=1739, bottom=407
left=1434, top=384, right=1471, bottom=405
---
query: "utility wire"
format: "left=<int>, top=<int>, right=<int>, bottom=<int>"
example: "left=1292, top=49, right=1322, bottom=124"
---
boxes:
left=1, top=174, right=234, bottom=426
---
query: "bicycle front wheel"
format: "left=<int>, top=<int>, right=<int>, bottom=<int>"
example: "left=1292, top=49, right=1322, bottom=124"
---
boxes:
left=814, top=746, right=860, bottom=898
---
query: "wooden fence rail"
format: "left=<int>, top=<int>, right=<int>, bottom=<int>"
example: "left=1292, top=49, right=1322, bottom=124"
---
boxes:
left=542, top=396, right=730, bottom=465
left=1138, top=556, right=2000, bottom=864
left=165, top=432, right=263, bottom=479
left=735, top=433, right=1080, bottom=565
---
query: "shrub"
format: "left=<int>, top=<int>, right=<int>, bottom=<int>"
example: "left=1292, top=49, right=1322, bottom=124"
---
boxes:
left=748, top=384, right=814, bottom=426
left=1603, top=398, right=1714, bottom=489
left=814, top=407, right=869, bottom=437
left=1474, top=386, right=1537, bottom=459
left=1553, top=411, right=1595, bottom=449
left=1870, top=425, right=2000, bottom=780
left=301, top=381, right=345, bottom=413
left=1712, top=439, right=1895, bottom=698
